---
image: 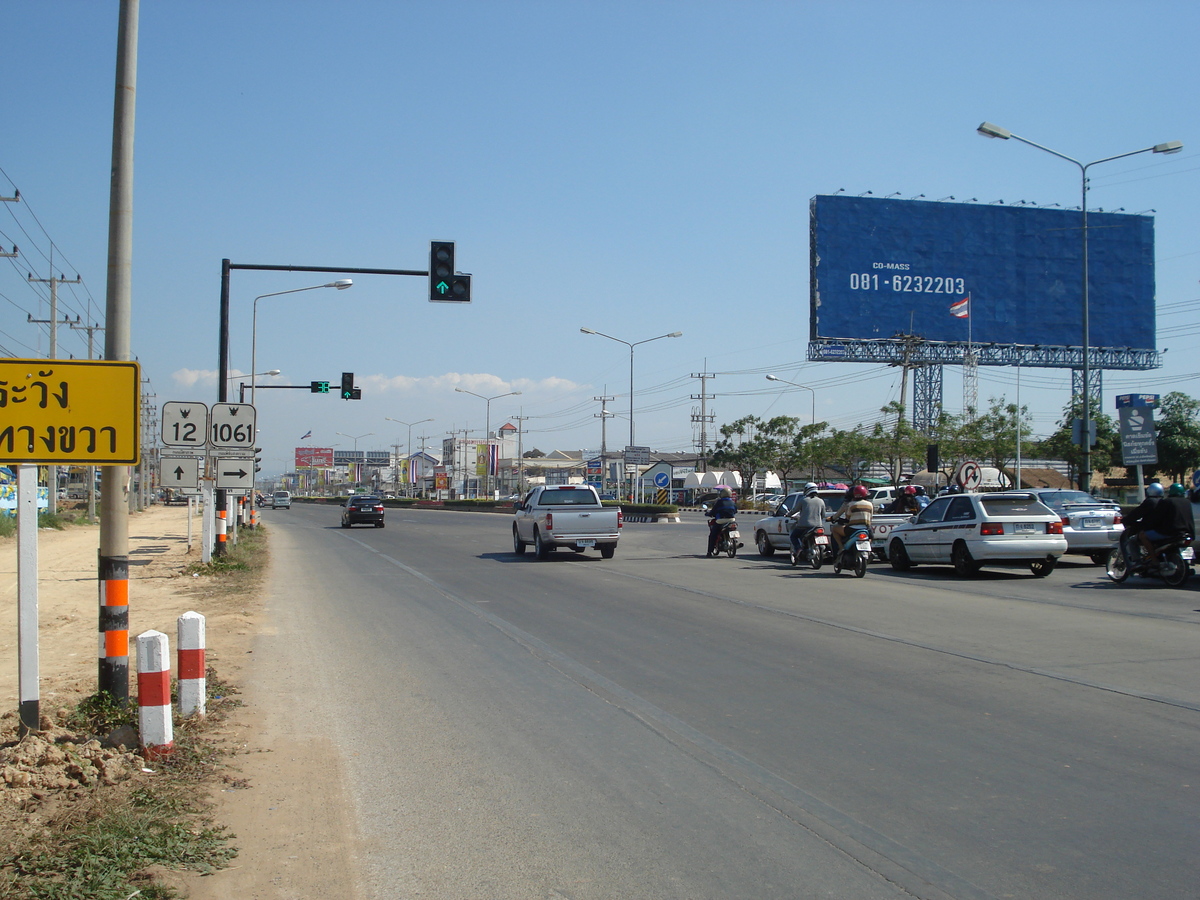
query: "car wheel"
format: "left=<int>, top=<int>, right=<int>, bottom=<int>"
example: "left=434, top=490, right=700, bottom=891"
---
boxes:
left=341, top=520, right=350, bottom=529
left=756, top=532, right=775, bottom=557
left=889, top=539, right=912, bottom=571
left=376, top=520, right=385, bottom=528
left=1104, top=547, right=1129, bottom=583
left=534, top=528, right=550, bottom=560
left=1030, top=557, right=1057, bottom=577
left=1090, top=550, right=1110, bottom=566
left=952, top=541, right=980, bottom=576
left=513, top=527, right=527, bottom=556
left=599, top=544, right=616, bottom=559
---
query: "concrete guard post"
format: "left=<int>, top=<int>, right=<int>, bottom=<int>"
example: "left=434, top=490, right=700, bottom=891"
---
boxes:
left=136, top=630, right=173, bottom=758
left=177, top=611, right=206, bottom=717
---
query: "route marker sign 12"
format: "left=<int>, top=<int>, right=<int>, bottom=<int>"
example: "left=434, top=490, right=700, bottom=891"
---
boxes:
left=161, top=401, right=210, bottom=450
left=0, top=358, right=140, bottom=463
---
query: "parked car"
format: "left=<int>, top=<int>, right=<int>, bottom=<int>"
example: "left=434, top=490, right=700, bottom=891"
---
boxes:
left=341, top=495, right=385, bottom=528
left=272, top=490, right=292, bottom=510
left=1023, top=488, right=1123, bottom=564
left=887, top=491, right=1066, bottom=577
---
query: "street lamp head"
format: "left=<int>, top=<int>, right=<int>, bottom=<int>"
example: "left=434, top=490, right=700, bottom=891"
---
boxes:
left=511, top=391, right=523, bottom=397
left=580, top=327, right=596, bottom=335
left=265, top=369, right=281, bottom=376
left=1153, top=140, right=1183, bottom=154
left=667, top=331, right=683, bottom=338
left=977, top=121, right=1012, bottom=140
left=454, top=387, right=466, bottom=393
left=328, top=279, right=353, bottom=289
left=766, top=374, right=781, bottom=382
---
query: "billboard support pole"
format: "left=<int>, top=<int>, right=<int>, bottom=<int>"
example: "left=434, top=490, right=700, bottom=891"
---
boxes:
left=976, top=122, right=1183, bottom=492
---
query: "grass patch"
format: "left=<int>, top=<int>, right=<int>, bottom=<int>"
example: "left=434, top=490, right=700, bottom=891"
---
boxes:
left=0, top=527, right=264, bottom=899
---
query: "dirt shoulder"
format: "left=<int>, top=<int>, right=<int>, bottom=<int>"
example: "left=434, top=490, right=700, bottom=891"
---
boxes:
left=0, top=504, right=361, bottom=898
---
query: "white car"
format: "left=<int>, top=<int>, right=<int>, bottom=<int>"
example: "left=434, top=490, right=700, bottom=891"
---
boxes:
left=271, top=490, right=292, bottom=510
left=887, top=491, right=1067, bottom=577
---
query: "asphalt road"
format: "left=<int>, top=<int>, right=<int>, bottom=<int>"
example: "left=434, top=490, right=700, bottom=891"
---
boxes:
left=260, top=504, right=1199, bottom=900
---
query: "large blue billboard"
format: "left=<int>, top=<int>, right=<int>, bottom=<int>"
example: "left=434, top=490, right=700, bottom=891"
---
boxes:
left=810, top=195, right=1156, bottom=352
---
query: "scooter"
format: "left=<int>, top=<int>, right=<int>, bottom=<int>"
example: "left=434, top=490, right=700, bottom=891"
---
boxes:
left=713, top=519, right=741, bottom=558
left=790, top=526, right=830, bottom=569
left=1105, top=529, right=1193, bottom=587
left=832, top=524, right=871, bottom=578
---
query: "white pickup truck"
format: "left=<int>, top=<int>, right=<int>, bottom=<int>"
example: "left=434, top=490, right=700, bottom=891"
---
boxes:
left=513, top=485, right=622, bottom=559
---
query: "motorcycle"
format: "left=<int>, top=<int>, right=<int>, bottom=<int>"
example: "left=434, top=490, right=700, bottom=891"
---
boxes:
left=1105, top=529, right=1193, bottom=587
left=790, top=526, right=831, bottom=569
left=832, top=524, right=871, bottom=578
left=713, top=519, right=741, bottom=558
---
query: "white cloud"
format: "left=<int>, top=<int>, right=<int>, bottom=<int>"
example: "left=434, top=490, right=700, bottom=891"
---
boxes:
left=361, top=372, right=586, bottom=396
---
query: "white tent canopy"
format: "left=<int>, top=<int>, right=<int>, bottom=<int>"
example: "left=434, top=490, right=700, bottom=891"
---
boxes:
left=682, top=470, right=742, bottom=490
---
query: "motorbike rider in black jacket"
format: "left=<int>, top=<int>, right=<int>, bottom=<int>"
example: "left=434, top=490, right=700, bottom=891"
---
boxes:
left=705, top=488, right=739, bottom=557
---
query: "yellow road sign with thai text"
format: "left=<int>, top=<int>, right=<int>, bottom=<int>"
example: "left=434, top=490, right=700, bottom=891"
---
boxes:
left=0, top=359, right=141, bottom=464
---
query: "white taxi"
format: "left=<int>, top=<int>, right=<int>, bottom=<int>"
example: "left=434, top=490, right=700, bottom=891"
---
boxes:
left=887, top=491, right=1067, bottom=577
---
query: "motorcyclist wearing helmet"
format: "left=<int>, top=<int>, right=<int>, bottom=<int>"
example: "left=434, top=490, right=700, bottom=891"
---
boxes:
left=913, top=484, right=930, bottom=509
left=831, top=484, right=873, bottom=554
left=1140, top=482, right=1195, bottom=565
left=788, top=483, right=828, bottom=558
left=885, top=484, right=919, bottom=515
left=705, top=488, right=739, bottom=557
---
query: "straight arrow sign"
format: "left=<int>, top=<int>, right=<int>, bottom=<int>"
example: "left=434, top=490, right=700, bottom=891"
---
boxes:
left=160, top=455, right=201, bottom=491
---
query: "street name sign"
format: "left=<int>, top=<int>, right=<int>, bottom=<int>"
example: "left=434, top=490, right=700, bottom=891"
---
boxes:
left=215, top=456, right=255, bottom=491
left=0, top=358, right=140, bottom=463
left=161, top=401, right=210, bottom=450
left=209, top=403, right=256, bottom=450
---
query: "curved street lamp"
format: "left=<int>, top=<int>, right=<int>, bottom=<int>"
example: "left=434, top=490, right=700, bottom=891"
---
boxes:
left=976, top=122, right=1181, bottom=491
left=385, top=416, right=434, bottom=496
left=579, top=328, right=682, bottom=449
left=251, top=279, right=353, bottom=405
left=766, top=374, right=818, bottom=482
left=454, top=389, right=521, bottom=497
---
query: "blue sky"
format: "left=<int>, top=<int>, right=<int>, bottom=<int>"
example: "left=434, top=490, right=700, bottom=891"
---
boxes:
left=3, top=1, right=1198, bottom=476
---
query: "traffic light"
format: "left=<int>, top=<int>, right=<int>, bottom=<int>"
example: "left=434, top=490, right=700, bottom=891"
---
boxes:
left=429, top=240, right=471, bottom=303
left=254, top=447, right=262, bottom=473
left=310, top=380, right=331, bottom=394
left=339, top=372, right=361, bottom=400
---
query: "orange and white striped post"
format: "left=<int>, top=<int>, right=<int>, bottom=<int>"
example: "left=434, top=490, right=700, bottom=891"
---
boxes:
left=136, top=630, right=173, bottom=759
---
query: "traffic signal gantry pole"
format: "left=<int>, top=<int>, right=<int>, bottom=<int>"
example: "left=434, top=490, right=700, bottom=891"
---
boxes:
left=216, top=259, right=428, bottom=557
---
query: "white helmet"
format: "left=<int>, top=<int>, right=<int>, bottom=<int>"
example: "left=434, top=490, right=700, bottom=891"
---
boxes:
left=804, top=482, right=818, bottom=496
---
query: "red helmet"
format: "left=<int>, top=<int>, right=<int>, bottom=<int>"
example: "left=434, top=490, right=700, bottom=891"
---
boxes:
left=852, top=485, right=869, bottom=499
left=903, top=485, right=917, bottom=495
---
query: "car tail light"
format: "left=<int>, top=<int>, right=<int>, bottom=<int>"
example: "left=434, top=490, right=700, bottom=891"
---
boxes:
left=617, top=509, right=623, bottom=529
left=980, top=522, right=1004, bottom=536
left=545, top=512, right=553, bottom=531
left=1047, top=520, right=1064, bottom=534
left=1114, top=513, right=1123, bottom=524
left=1060, top=516, right=1071, bottom=528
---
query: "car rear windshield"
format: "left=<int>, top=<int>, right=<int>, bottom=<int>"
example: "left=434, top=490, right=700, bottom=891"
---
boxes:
left=980, top=497, right=1053, bottom=517
left=351, top=497, right=379, bottom=506
left=538, top=489, right=600, bottom=506
left=1036, top=490, right=1098, bottom=507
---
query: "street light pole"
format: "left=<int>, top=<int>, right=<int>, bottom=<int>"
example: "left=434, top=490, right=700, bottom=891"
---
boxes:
left=454, top=389, right=521, bottom=497
left=766, top=374, right=818, bottom=483
left=335, top=432, right=373, bottom=489
left=976, top=122, right=1181, bottom=491
left=251, top=279, right=352, bottom=405
left=385, top=417, right=433, bottom=496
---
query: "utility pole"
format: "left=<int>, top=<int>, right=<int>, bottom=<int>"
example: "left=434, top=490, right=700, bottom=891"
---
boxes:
left=592, top=394, right=614, bottom=493
left=99, top=0, right=138, bottom=705
left=27, top=274, right=82, bottom=516
left=416, top=432, right=434, bottom=497
left=690, top=367, right=716, bottom=471
left=70, top=320, right=106, bottom=520
left=512, top=415, right=529, bottom=495
left=391, top=442, right=403, bottom=494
